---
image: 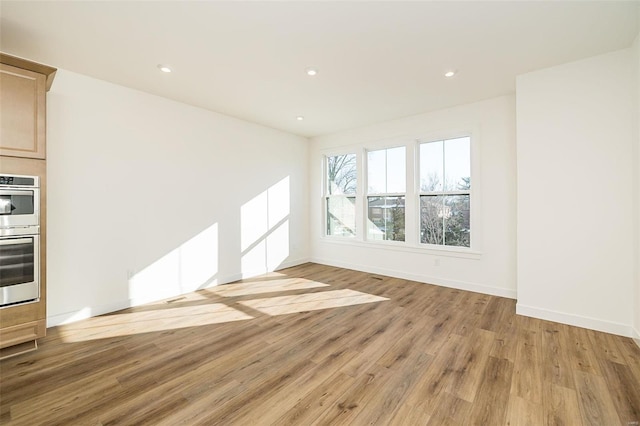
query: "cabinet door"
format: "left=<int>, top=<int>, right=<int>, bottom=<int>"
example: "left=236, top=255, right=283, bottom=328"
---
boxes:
left=0, top=320, right=45, bottom=350
left=0, top=63, right=46, bottom=159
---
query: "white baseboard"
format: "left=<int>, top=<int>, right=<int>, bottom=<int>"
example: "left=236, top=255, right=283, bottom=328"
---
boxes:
left=632, top=327, right=640, bottom=349
left=47, top=300, right=131, bottom=328
left=311, top=257, right=517, bottom=299
left=47, top=257, right=310, bottom=328
left=516, top=303, right=632, bottom=338
left=274, top=258, right=311, bottom=271
left=238, top=257, right=310, bottom=280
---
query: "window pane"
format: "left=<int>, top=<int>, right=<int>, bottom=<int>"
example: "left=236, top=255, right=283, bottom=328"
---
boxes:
left=386, top=146, right=406, bottom=193
left=326, top=196, right=356, bottom=236
left=367, top=196, right=405, bottom=241
left=420, top=195, right=470, bottom=247
left=367, top=150, right=386, bottom=194
left=327, top=154, right=357, bottom=195
left=420, top=195, right=444, bottom=244
left=444, top=137, right=471, bottom=191
left=444, top=195, right=470, bottom=247
left=368, top=147, right=406, bottom=194
left=420, top=141, right=443, bottom=192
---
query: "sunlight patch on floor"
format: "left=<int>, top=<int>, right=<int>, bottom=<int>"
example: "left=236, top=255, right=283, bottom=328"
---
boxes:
left=208, top=278, right=329, bottom=297
left=59, top=304, right=253, bottom=342
left=238, top=289, right=389, bottom=316
left=153, top=291, right=211, bottom=305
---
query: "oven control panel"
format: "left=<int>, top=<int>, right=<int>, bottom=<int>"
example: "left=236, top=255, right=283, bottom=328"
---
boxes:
left=0, top=175, right=37, bottom=187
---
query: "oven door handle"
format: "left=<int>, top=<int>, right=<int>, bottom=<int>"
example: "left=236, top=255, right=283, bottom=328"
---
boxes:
left=0, top=238, right=32, bottom=246
left=0, top=190, right=32, bottom=196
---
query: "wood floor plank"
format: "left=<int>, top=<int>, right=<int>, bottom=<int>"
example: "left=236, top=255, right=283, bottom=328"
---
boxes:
left=191, top=358, right=317, bottom=425
left=274, top=370, right=356, bottom=425
left=230, top=349, right=359, bottom=425
left=506, top=395, right=544, bottom=426
left=588, top=330, right=627, bottom=365
left=1, top=263, right=638, bottom=425
left=566, top=326, right=603, bottom=375
left=490, top=325, right=519, bottom=363
left=453, top=291, right=490, bottom=336
left=388, top=333, right=466, bottom=418
left=510, top=327, right=544, bottom=404
left=614, top=336, right=640, bottom=385
left=374, top=314, right=434, bottom=369
left=574, top=370, right=623, bottom=425
left=1, top=342, right=160, bottom=407
left=155, top=379, right=246, bottom=426
left=311, top=363, right=393, bottom=426
left=352, top=351, right=434, bottom=425
left=9, top=376, right=122, bottom=425
left=597, top=359, right=640, bottom=425
left=445, top=327, right=495, bottom=402
left=540, top=321, right=575, bottom=389
left=467, top=356, right=514, bottom=425
left=542, top=382, right=582, bottom=426
left=425, top=390, right=472, bottom=425
left=420, top=310, right=465, bottom=356
left=338, top=306, right=410, bottom=378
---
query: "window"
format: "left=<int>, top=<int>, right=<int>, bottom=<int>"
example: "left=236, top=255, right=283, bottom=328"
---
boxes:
left=325, top=154, right=357, bottom=237
left=419, top=137, right=471, bottom=247
left=367, top=146, right=405, bottom=241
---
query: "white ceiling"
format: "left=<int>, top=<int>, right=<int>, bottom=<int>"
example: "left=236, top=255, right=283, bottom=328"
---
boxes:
left=1, top=1, right=638, bottom=138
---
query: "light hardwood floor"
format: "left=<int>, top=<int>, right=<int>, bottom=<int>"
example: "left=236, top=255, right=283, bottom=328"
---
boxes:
left=1, top=263, right=639, bottom=425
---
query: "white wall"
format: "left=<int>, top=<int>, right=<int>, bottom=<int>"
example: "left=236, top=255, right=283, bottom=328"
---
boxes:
left=46, top=69, right=309, bottom=327
left=516, top=49, right=635, bottom=337
left=309, top=95, right=517, bottom=298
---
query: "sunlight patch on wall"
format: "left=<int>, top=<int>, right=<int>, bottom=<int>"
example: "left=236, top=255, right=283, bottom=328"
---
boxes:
left=55, top=307, right=93, bottom=326
left=267, top=177, right=290, bottom=228
left=240, top=176, right=290, bottom=277
left=266, top=220, right=289, bottom=270
left=58, top=303, right=251, bottom=342
left=128, top=223, right=219, bottom=305
left=241, top=240, right=267, bottom=277
left=180, top=224, right=219, bottom=289
left=241, top=192, right=268, bottom=252
left=238, top=289, right=388, bottom=316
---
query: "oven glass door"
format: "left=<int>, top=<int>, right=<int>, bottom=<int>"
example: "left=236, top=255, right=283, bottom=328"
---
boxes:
left=0, top=189, right=39, bottom=228
left=0, top=236, right=39, bottom=306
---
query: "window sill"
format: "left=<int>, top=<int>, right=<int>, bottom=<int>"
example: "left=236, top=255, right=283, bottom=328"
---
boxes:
left=319, top=236, right=482, bottom=260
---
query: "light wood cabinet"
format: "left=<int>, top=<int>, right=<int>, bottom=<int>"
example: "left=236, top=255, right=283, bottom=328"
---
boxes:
left=0, top=53, right=56, bottom=159
left=0, top=53, right=55, bottom=359
left=0, top=157, right=47, bottom=358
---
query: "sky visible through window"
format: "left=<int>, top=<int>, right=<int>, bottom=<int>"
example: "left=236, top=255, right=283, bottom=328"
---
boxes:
left=420, top=137, right=470, bottom=192
left=368, top=146, right=405, bottom=194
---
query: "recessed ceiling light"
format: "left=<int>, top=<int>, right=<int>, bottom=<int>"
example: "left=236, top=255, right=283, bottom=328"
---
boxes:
left=296, top=116, right=304, bottom=121
left=444, top=70, right=456, bottom=78
left=157, top=64, right=172, bottom=73
left=305, top=68, right=318, bottom=76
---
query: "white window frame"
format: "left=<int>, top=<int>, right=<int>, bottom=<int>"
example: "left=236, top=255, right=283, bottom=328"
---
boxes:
left=319, top=129, right=481, bottom=260
left=417, top=134, right=475, bottom=251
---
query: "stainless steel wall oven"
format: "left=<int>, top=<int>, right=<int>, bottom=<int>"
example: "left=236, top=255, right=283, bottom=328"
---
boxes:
left=0, top=174, right=40, bottom=307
